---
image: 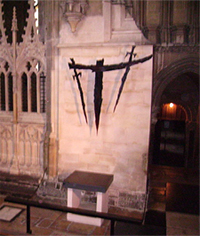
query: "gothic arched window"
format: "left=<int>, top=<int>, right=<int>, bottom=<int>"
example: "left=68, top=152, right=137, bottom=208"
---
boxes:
left=0, top=72, right=5, bottom=111
left=0, top=60, right=13, bottom=112
left=21, top=59, right=46, bottom=113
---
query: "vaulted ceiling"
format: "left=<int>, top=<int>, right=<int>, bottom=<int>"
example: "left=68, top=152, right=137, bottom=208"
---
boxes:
left=2, top=0, right=199, bottom=46
left=112, top=0, right=200, bottom=45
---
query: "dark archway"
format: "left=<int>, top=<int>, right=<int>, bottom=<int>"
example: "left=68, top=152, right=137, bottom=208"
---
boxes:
left=153, top=57, right=199, bottom=114
left=149, top=57, right=199, bottom=169
left=153, top=104, right=187, bottom=167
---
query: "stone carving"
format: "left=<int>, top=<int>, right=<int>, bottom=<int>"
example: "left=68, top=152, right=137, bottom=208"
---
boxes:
left=61, top=0, right=89, bottom=32
left=0, top=0, right=46, bottom=176
left=0, top=126, right=13, bottom=139
left=154, top=46, right=199, bottom=53
left=0, top=1, right=12, bottom=64
left=0, top=124, right=13, bottom=166
left=69, top=46, right=152, bottom=132
left=18, top=124, right=45, bottom=169
left=0, top=60, right=11, bottom=75
left=112, top=0, right=199, bottom=45
left=17, top=0, right=46, bottom=69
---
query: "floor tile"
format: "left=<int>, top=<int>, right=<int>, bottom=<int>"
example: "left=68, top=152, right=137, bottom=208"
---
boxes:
left=115, top=222, right=166, bottom=235
left=91, top=225, right=110, bottom=235
left=166, top=183, right=199, bottom=214
left=166, top=212, right=199, bottom=229
left=31, top=206, right=62, bottom=220
left=145, top=210, right=166, bottom=227
left=36, top=218, right=54, bottom=228
left=30, top=226, right=55, bottom=235
left=148, top=201, right=166, bottom=212
left=50, top=230, right=68, bottom=236
left=167, top=226, right=199, bottom=235
left=50, top=230, right=79, bottom=235
left=0, top=212, right=26, bottom=233
left=51, top=218, right=72, bottom=231
left=68, top=222, right=96, bottom=235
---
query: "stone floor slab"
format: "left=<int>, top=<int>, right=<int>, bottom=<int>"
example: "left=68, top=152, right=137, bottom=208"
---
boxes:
left=167, top=226, right=199, bottom=235
left=91, top=225, right=110, bottom=235
left=68, top=222, right=96, bottom=235
left=36, top=218, right=54, bottom=228
left=51, top=218, right=72, bottom=231
left=31, top=206, right=62, bottom=220
left=166, top=212, right=199, bottom=229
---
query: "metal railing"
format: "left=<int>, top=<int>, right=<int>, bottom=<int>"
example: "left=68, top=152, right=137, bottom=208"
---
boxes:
left=5, top=196, right=144, bottom=235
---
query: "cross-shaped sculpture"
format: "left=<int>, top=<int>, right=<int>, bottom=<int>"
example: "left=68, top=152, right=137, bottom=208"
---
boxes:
left=69, top=46, right=152, bottom=132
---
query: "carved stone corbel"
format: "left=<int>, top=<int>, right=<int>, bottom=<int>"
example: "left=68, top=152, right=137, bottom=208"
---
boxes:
left=61, top=0, right=89, bottom=33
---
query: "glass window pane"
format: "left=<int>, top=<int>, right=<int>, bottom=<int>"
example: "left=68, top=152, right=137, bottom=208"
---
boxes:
left=22, top=73, right=28, bottom=112
left=31, top=72, right=37, bottom=112
left=8, top=73, right=13, bottom=111
left=0, top=73, right=5, bottom=111
left=40, top=72, right=46, bottom=113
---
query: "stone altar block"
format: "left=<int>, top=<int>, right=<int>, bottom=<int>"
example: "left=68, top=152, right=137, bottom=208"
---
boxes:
left=63, top=170, right=113, bottom=226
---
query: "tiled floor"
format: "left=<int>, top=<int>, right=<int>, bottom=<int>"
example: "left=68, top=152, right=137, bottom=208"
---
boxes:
left=0, top=194, right=199, bottom=235
left=166, top=212, right=199, bottom=236
left=147, top=182, right=200, bottom=236
left=0, top=196, right=111, bottom=235
left=0, top=179, right=199, bottom=236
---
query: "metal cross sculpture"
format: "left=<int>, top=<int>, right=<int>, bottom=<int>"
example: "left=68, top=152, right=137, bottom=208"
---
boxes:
left=69, top=46, right=152, bottom=132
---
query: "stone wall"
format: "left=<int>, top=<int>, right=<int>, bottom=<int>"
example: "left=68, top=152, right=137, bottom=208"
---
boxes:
left=56, top=44, right=152, bottom=211
left=49, top=1, right=153, bottom=212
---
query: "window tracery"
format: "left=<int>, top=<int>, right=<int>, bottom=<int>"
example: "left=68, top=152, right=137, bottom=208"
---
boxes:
left=0, top=60, right=13, bottom=111
left=21, top=59, right=46, bottom=113
left=0, top=0, right=46, bottom=114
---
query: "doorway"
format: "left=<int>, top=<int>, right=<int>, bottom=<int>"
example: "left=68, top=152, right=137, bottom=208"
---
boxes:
left=150, top=67, right=199, bottom=169
left=148, top=55, right=199, bottom=217
left=153, top=119, right=186, bottom=167
left=153, top=103, right=186, bottom=167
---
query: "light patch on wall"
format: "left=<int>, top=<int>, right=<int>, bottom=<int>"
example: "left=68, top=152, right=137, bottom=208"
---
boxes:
left=160, top=103, right=186, bottom=121
left=34, top=0, right=39, bottom=29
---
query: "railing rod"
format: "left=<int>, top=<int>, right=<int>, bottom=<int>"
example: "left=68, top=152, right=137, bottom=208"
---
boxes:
left=5, top=196, right=143, bottom=224
left=26, top=205, right=32, bottom=234
left=5, top=196, right=143, bottom=235
left=110, top=220, right=115, bottom=235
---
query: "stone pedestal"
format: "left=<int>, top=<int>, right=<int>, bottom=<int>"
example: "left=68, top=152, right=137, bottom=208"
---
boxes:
left=63, top=170, right=113, bottom=226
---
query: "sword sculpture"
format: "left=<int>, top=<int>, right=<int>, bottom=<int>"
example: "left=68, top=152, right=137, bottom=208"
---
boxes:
left=69, top=46, right=152, bottom=132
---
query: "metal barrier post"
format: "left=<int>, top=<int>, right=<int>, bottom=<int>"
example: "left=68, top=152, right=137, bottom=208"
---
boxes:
left=26, top=205, right=32, bottom=234
left=110, top=220, right=115, bottom=235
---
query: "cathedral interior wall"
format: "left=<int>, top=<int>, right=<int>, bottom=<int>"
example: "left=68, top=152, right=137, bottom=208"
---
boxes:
left=54, top=1, right=153, bottom=211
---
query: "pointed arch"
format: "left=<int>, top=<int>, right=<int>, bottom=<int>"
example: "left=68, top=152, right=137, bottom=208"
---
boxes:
left=152, top=57, right=199, bottom=122
left=20, top=58, right=46, bottom=113
left=0, top=59, right=13, bottom=111
left=150, top=57, right=199, bottom=168
left=21, top=72, right=28, bottom=112
left=0, top=72, right=5, bottom=110
left=30, top=72, right=37, bottom=112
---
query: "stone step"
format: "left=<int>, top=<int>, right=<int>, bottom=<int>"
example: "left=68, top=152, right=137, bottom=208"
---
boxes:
left=150, top=187, right=166, bottom=195
left=0, top=171, right=39, bottom=198
left=148, top=185, right=166, bottom=203
left=0, top=182, right=37, bottom=198
left=149, top=194, right=166, bottom=203
left=0, top=171, right=39, bottom=187
left=149, top=181, right=166, bottom=188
